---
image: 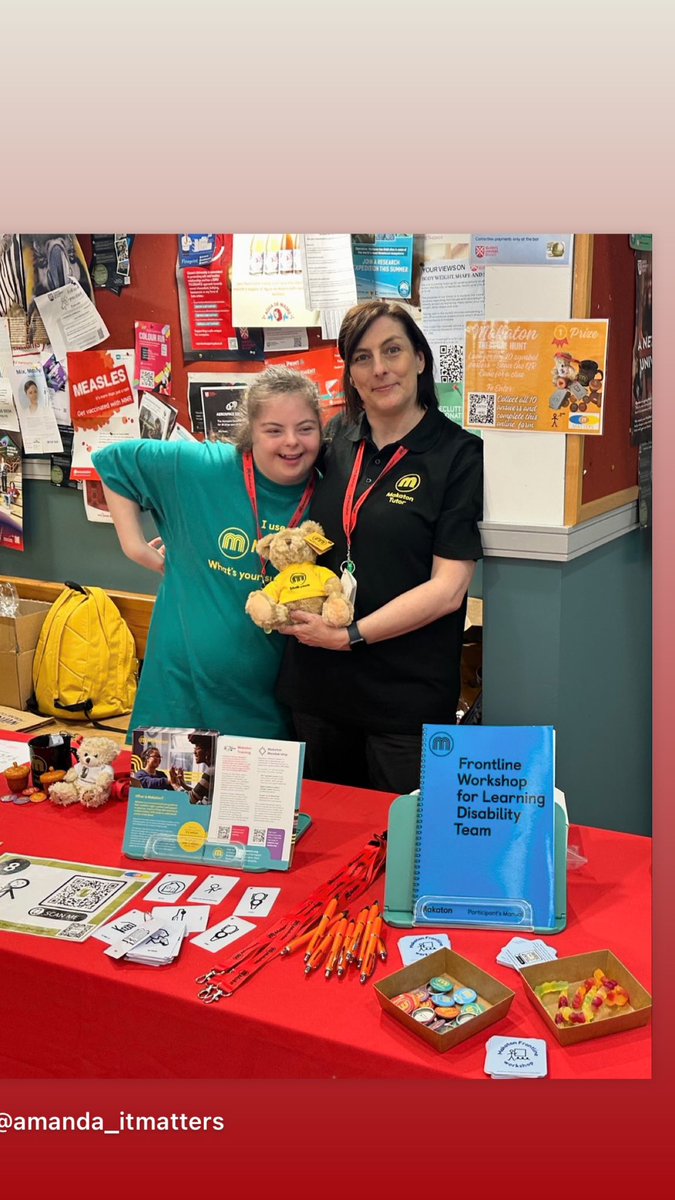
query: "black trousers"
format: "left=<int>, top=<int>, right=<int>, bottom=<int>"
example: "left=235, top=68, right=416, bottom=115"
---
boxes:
left=292, top=711, right=423, bottom=796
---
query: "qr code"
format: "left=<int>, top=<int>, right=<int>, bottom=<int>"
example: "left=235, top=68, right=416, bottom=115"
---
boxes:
left=438, top=342, right=463, bottom=384
left=468, top=391, right=496, bottom=426
left=139, top=368, right=155, bottom=389
left=42, top=875, right=125, bottom=913
left=58, top=922, right=95, bottom=941
left=252, top=828, right=266, bottom=845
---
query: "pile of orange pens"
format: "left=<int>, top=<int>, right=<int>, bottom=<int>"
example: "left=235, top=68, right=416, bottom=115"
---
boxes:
left=280, top=897, right=386, bottom=984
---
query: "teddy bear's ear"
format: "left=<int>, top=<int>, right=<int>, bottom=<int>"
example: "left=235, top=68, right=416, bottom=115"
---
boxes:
left=298, top=520, right=324, bottom=537
left=255, top=533, right=274, bottom=558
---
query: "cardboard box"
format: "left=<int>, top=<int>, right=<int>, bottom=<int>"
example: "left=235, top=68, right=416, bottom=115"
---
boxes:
left=0, top=706, right=51, bottom=734
left=520, top=949, right=652, bottom=1046
left=0, top=599, right=51, bottom=710
left=374, top=947, right=515, bottom=1053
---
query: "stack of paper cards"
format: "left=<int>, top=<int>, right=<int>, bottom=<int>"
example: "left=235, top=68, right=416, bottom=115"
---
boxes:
left=496, top=936, right=557, bottom=970
left=125, top=917, right=187, bottom=966
left=484, top=1036, right=548, bottom=1079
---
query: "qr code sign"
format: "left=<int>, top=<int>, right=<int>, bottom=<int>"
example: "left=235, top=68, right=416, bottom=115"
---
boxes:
left=42, top=875, right=125, bottom=913
left=438, top=343, right=463, bottom=384
left=468, top=391, right=496, bottom=426
left=139, top=368, right=155, bottom=389
left=252, top=828, right=266, bottom=846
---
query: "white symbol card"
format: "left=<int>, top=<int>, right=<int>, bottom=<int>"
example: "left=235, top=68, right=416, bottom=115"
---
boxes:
left=398, top=933, right=452, bottom=966
left=152, top=904, right=210, bottom=933
left=143, top=873, right=198, bottom=903
left=188, top=874, right=240, bottom=905
left=190, top=916, right=256, bottom=953
left=233, top=886, right=280, bottom=918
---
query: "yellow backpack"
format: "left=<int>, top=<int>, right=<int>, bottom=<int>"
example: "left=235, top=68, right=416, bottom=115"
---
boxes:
left=33, top=583, right=138, bottom=722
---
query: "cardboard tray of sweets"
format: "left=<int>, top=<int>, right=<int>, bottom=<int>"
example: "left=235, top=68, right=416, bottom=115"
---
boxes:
left=520, top=949, right=652, bottom=1046
left=374, top=947, right=515, bottom=1054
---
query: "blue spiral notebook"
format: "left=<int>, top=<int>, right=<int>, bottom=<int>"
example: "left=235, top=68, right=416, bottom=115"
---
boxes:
left=411, top=725, right=557, bottom=930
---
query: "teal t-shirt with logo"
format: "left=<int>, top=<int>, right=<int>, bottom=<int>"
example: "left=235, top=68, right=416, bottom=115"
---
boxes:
left=93, top=440, right=309, bottom=738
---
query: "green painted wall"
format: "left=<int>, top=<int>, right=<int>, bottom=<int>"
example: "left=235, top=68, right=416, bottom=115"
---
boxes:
left=482, top=529, right=652, bottom=835
left=0, top=480, right=160, bottom=594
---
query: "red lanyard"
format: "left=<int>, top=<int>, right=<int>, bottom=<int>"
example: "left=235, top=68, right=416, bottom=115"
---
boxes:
left=342, top=441, right=408, bottom=565
left=243, top=450, right=316, bottom=577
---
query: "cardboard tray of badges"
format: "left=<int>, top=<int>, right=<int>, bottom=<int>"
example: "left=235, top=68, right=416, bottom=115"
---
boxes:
left=383, top=787, right=569, bottom=934
left=374, top=947, right=515, bottom=1053
left=519, top=949, right=652, bottom=1046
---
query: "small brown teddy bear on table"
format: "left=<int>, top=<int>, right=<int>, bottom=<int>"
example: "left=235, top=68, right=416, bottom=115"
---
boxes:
left=48, top=736, right=119, bottom=809
left=245, top=520, right=353, bottom=634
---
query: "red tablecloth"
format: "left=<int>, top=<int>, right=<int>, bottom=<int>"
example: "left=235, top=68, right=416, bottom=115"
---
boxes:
left=0, top=737, right=651, bottom=1078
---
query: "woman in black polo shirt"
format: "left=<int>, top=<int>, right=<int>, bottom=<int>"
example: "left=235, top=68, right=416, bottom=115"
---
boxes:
left=277, top=299, right=483, bottom=795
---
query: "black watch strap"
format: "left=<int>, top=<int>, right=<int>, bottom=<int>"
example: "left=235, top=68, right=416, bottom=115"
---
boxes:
left=347, top=620, right=365, bottom=646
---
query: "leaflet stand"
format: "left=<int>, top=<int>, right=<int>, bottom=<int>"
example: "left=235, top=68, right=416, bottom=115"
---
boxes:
left=383, top=790, right=568, bottom=933
left=128, top=813, right=312, bottom=872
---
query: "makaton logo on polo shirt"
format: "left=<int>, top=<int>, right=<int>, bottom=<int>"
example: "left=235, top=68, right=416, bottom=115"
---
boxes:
left=386, top=472, right=421, bottom=506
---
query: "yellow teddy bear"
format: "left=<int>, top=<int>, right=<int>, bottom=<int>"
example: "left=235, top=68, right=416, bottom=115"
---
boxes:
left=245, top=520, right=353, bottom=634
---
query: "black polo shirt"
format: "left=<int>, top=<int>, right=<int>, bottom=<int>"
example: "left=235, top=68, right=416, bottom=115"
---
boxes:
left=276, top=407, right=483, bottom=734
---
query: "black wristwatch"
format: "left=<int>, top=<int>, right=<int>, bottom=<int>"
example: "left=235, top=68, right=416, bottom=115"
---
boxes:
left=346, top=621, right=365, bottom=647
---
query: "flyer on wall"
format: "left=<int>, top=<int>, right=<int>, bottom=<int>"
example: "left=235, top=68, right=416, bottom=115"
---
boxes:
left=134, top=320, right=172, bottom=394
left=352, top=233, right=415, bottom=300
left=66, top=348, right=140, bottom=479
left=0, top=383, right=23, bottom=550
left=11, top=360, right=63, bottom=455
left=176, top=234, right=264, bottom=362
left=464, top=318, right=609, bottom=435
left=231, top=234, right=321, bottom=328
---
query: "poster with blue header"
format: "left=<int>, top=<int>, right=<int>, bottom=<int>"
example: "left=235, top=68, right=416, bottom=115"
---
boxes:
left=352, top=234, right=414, bottom=300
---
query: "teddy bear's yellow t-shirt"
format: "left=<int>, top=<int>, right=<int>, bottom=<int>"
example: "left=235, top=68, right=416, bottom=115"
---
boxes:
left=262, top=564, right=337, bottom=605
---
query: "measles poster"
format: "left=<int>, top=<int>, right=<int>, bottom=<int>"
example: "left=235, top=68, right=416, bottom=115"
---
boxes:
left=66, top=348, right=140, bottom=480
left=464, top=319, right=609, bottom=435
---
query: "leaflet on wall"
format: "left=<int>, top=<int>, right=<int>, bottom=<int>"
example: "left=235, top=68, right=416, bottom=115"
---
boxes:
left=178, top=234, right=218, bottom=267
left=41, top=350, right=71, bottom=425
left=420, top=260, right=485, bottom=388
left=138, top=390, right=178, bottom=441
left=134, top=321, right=172, bottom=394
left=301, top=234, right=357, bottom=311
left=263, top=327, right=309, bottom=353
left=464, top=319, right=609, bottom=435
left=231, top=235, right=321, bottom=328
left=631, top=250, right=652, bottom=445
left=187, top=371, right=255, bottom=436
left=33, top=280, right=109, bottom=367
left=176, top=235, right=265, bottom=362
left=201, top=384, right=247, bottom=442
left=11, top=360, right=63, bottom=455
left=0, top=415, right=23, bottom=552
left=352, top=234, right=414, bottom=301
left=470, top=235, right=572, bottom=266
left=67, top=348, right=140, bottom=479
left=82, top=479, right=113, bottom=524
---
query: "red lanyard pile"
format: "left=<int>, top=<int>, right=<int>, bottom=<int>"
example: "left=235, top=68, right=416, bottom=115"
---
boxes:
left=194, top=830, right=387, bottom=1003
left=242, top=450, right=316, bottom=578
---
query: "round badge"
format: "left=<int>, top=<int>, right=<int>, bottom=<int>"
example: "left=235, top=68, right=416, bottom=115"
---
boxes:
left=432, top=992, right=459, bottom=1007
left=435, top=1005, right=460, bottom=1019
left=429, top=976, right=454, bottom=993
left=12, top=795, right=32, bottom=805
left=51, top=464, right=65, bottom=485
left=453, top=987, right=478, bottom=1006
left=412, top=1007, right=435, bottom=1024
left=461, top=1002, right=484, bottom=1017
left=30, top=792, right=48, bottom=804
left=455, top=1012, right=476, bottom=1025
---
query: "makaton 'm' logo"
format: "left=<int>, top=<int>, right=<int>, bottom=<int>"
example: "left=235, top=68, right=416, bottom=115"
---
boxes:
left=428, top=731, right=454, bottom=757
left=395, top=473, right=421, bottom=492
left=218, top=527, right=251, bottom=559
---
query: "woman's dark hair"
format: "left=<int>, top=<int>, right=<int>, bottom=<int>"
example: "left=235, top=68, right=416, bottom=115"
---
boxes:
left=338, top=300, right=438, bottom=422
left=141, top=744, right=160, bottom=765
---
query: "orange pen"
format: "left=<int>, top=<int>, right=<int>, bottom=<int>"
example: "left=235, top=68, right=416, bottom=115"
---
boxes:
left=281, top=913, right=345, bottom=956
left=359, top=916, right=382, bottom=983
left=377, top=934, right=387, bottom=962
left=357, top=901, right=379, bottom=968
left=324, top=916, right=348, bottom=979
left=337, top=921, right=355, bottom=978
left=304, top=897, right=339, bottom=960
left=304, top=927, right=335, bottom=974
left=346, top=906, right=369, bottom=962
